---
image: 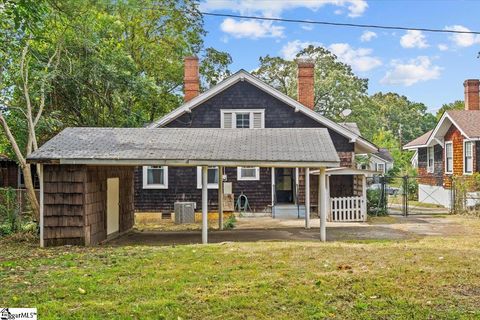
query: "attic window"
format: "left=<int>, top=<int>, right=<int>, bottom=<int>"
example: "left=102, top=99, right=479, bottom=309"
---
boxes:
left=221, top=109, right=264, bottom=129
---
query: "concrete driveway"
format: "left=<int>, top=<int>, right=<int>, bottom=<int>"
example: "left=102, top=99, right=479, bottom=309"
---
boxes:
left=108, top=215, right=469, bottom=246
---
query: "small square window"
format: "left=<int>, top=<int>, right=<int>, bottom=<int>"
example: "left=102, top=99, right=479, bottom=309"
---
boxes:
left=237, top=167, right=260, bottom=180
left=197, top=166, right=219, bottom=189
left=143, top=166, right=168, bottom=189
left=236, top=113, right=250, bottom=128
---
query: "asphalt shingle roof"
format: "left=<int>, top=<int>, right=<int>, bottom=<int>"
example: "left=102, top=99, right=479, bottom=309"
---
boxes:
left=404, top=130, right=433, bottom=148
left=447, top=110, right=480, bottom=139
left=27, top=128, right=340, bottom=167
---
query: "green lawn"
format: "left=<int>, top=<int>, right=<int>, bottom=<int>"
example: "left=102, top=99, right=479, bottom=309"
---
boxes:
left=2, top=218, right=480, bottom=319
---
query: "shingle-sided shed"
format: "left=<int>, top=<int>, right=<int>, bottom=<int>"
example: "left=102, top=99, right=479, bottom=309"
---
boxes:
left=28, top=127, right=340, bottom=247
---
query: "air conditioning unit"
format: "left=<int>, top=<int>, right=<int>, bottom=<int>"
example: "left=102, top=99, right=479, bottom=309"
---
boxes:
left=174, top=202, right=195, bottom=224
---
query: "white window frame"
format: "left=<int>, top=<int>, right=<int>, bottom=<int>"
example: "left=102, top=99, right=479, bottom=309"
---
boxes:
left=445, top=142, right=453, bottom=174
left=220, top=109, right=265, bottom=129
left=237, top=167, right=260, bottom=181
left=464, top=140, right=474, bottom=175
left=197, top=166, right=219, bottom=189
left=427, top=146, right=435, bottom=173
left=375, top=163, right=385, bottom=174
left=142, top=166, right=168, bottom=189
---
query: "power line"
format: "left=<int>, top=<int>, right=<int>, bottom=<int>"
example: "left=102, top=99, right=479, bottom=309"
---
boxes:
left=201, top=12, right=480, bottom=35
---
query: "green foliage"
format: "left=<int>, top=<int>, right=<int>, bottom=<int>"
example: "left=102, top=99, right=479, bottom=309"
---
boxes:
left=436, top=100, right=464, bottom=120
left=253, top=46, right=368, bottom=120
left=367, top=189, right=387, bottom=216
left=223, top=214, right=237, bottom=230
left=0, top=188, right=22, bottom=236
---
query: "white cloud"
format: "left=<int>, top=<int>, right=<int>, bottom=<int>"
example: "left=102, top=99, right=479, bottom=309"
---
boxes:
left=220, top=18, right=284, bottom=39
left=438, top=44, right=448, bottom=51
left=280, top=40, right=322, bottom=60
left=400, top=30, right=429, bottom=49
left=445, top=25, right=480, bottom=47
left=301, top=24, right=314, bottom=31
left=328, top=43, right=382, bottom=72
left=381, top=56, right=442, bottom=86
left=360, top=31, right=377, bottom=42
left=201, top=0, right=368, bottom=18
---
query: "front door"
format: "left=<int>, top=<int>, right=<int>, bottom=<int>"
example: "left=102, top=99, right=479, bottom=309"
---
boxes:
left=275, top=168, right=294, bottom=203
left=107, top=178, right=120, bottom=235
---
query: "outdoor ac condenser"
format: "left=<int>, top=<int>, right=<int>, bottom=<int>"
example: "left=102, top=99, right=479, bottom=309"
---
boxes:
left=174, top=202, right=195, bottom=224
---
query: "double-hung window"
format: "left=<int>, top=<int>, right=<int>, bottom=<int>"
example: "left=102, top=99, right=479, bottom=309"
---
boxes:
left=197, top=166, right=219, bottom=189
left=143, top=166, right=168, bottom=189
left=375, top=163, right=385, bottom=173
left=464, top=141, right=473, bottom=174
left=427, top=146, right=434, bottom=173
left=445, top=142, right=453, bottom=174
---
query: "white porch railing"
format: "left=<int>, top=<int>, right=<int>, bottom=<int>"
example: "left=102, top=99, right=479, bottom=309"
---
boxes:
left=329, top=196, right=366, bottom=222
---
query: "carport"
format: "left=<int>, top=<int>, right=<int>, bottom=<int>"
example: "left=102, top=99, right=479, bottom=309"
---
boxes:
left=27, top=127, right=340, bottom=247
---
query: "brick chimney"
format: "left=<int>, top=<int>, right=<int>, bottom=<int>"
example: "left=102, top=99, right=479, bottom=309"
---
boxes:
left=184, top=56, right=199, bottom=102
left=464, top=79, right=480, bottom=110
left=296, top=58, right=315, bottom=110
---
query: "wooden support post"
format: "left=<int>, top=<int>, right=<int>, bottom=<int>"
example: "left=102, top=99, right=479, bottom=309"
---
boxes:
left=305, top=168, right=310, bottom=229
left=39, top=164, right=44, bottom=248
left=362, top=174, right=367, bottom=221
left=271, top=167, right=275, bottom=218
left=319, top=167, right=327, bottom=242
left=218, top=166, right=223, bottom=230
left=202, top=166, right=208, bottom=244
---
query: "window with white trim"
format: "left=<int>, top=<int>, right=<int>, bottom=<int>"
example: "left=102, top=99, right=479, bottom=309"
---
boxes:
left=221, top=109, right=264, bottom=129
left=464, top=141, right=473, bottom=174
left=197, top=166, right=219, bottom=189
left=445, top=142, right=453, bottom=174
left=375, top=163, right=385, bottom=173
left=237, top=166, right=260, bottom=180
left=143, top=166, right=168, bottom=189
left=427, top=146, right=434, bottom=173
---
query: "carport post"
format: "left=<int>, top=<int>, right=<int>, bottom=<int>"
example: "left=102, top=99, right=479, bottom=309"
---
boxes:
left=202, top=166, right=208, bottom=244
left=362, top=175, right=367, bottom=221
left=39, top=164, right=44, bottom=248
left=319, top=167, right=327, bottom=242
left=305, top=168, right=310, bottom=229
left=218, top=166, right=224, bottom=230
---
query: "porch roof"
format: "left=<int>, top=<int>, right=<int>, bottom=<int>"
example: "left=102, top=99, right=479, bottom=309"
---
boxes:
left=311, top=167, right=376, bottom=177
left=27, top=127, right=340, bottom=168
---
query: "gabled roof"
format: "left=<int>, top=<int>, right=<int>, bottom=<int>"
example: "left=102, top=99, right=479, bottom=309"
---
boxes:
left=148, top=70, right=377, bottom=153
left=403, top=130, right=433, bottom=149
left=27, top=127, right=340, bottom=168
left=404, top=110, right=480, bottom=150
left=374, top=148, right=394, bottom=162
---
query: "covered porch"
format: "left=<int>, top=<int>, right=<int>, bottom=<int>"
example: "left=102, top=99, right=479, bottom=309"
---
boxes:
left=27, top=127, right=340, bottom=247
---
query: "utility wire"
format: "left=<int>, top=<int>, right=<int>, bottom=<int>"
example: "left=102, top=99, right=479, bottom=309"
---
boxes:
left=200, top=12, right=480, bottom=35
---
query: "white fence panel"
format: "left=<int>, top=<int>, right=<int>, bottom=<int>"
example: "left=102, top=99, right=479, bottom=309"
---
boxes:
left=330, top=196, right=366, bottom=222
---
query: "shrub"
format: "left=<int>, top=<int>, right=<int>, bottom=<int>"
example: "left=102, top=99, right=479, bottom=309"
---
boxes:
left=223, top=215, right=237, bottom=230
left=0, top=188, right=22, bottom=236
left=367, top=189, right=387, bottom=216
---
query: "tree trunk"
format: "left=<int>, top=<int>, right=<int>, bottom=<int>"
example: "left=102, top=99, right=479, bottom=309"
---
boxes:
left=20, top=164, right=40, bottom=221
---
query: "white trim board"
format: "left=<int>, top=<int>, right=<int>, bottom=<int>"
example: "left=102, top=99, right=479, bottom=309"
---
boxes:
left=148, top=70, right=377, bottom=153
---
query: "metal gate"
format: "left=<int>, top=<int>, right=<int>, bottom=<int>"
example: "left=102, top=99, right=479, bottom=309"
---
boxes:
left=366, top=175, right=452, bottom=217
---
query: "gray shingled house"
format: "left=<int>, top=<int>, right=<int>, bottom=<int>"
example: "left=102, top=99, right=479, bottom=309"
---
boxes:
left=27, top=57, right=378, bottom=247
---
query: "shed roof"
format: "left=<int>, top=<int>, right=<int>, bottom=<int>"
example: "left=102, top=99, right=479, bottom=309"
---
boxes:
left=27, top=127, right=340, bottom=167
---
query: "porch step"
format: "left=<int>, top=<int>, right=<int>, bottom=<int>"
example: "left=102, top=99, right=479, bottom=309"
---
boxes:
left=273, top=205, right=306, bottom=219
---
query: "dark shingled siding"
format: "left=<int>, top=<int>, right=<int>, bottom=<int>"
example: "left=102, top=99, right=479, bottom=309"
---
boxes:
left=135, top=81, right=355, bottom=213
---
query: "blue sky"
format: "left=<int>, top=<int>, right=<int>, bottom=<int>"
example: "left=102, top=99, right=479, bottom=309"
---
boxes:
left=200, top=0, right=480, bottom=113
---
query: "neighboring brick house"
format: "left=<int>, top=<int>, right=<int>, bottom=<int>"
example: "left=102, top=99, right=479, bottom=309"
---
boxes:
left=404, top=79, right=480, bottom=207
left=134, top=57, right=378, bottom=215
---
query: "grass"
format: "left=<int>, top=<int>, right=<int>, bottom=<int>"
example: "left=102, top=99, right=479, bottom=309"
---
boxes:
left=1, top=217, right=480, bottom=319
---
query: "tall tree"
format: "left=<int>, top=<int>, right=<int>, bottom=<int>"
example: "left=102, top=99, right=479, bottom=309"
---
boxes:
left=253, top=45, right=368, bottom=120
left=436, top=100, right=464, bottom=120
